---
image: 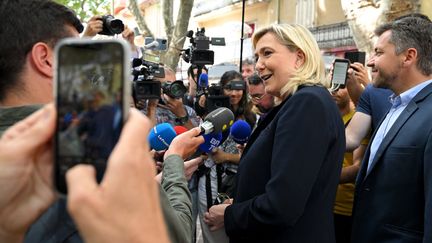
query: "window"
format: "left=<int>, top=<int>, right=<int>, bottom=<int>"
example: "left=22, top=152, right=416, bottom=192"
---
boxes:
left=295, top=0, right=315, bottom=28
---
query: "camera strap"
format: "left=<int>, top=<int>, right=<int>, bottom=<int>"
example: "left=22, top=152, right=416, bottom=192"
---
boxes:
left=205, top=171, right=213, bottom=210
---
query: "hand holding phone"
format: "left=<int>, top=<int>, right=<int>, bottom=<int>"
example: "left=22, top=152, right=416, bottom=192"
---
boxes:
left=54, top=38, right=131, bottom=194
left=331, top=59, right=350, bottom=89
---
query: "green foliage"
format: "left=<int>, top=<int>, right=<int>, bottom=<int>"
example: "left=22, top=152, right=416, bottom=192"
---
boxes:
left=54, top=0, right=111, bottom=22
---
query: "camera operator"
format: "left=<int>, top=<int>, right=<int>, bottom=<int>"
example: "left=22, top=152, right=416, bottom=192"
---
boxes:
left=184, top=64, right=208, bottom=108
left=82, top=15, right=140, bottom=58
left=141, top=66, right=201, bottom=129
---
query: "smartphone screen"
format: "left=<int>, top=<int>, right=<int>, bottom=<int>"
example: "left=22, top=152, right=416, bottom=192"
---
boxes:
left=331, top=59, right=350, bottom=87
left=54, top=39, right=130, bottom=194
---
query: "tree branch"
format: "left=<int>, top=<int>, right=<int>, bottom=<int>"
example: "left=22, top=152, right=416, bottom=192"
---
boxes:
left=161, top=0, right=194, bottom=70
left=162, top=0, right=174, bottom=46
left=128, top=0, right=154, bottom=37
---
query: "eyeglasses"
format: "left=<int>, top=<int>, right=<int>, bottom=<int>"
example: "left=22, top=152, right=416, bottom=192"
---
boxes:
left=248, top=93, right=266, bottom=101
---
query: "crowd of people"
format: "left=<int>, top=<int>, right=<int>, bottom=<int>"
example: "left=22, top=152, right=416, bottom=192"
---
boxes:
left=1, top=0, right=432, bottom=243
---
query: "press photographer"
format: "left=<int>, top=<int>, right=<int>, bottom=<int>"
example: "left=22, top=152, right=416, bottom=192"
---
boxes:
left=83, top=15, right=124, bottom=37
left=131, top=58, right=200, bottom=129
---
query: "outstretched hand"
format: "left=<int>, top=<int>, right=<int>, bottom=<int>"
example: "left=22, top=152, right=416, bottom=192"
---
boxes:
left=66, top=108, right=169, bottom=243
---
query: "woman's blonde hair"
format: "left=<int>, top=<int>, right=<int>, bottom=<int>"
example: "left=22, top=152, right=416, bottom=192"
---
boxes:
left=252, top=24, right=327, bottom=102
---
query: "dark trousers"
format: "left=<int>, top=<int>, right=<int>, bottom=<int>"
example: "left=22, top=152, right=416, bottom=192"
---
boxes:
left=334, top=213, right=352, bottom=243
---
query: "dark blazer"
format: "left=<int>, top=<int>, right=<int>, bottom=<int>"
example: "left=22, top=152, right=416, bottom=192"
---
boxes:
left=224, top=85, right=345, bottom=243
left=352, top=82, right=432, bottom=243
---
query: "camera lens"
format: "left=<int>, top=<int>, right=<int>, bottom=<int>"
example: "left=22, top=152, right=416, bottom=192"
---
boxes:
left=170, top=82, right=186, bottom=98
left=109, top=19, right=124, bottom=34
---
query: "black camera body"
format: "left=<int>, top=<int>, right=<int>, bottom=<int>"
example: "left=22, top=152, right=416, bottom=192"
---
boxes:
left=162, top=81, right=187, bottom=99
left=205, top=84, right=230, bottom=113
left=181, top=28, right=225, bottom=66
left=132, top=59, right=165, bottom=101
left=99, top=15, right=124, bottom=36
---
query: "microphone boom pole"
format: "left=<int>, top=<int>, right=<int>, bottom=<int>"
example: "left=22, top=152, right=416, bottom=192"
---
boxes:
left=239, top=0, right=246, bottom=74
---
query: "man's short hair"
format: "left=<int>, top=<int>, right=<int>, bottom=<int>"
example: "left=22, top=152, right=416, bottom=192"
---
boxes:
left=242, top=58, right=255, bottom=66
left=248, top=73, right=263, bottom=86
left=0, top=0, right=83, bottom=101
left=375, top=16, right=432, bottom=76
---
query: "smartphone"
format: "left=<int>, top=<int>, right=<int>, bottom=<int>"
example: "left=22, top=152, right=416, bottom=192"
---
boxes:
left=344, top=51, right=366, bottom=65
left=331, top=59, right=350, bottom=88
left=54, top=38, right=131, bottom=194
left=144, top=37, right=168, bottom=51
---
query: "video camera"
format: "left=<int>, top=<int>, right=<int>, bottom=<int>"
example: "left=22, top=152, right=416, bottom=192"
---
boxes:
left=98, top=15, right=124, bottom=36
left=131, top=58, right=187, bottom=102
left=205, top=81, right=246, bottom=113
left=181, top=28, right=225, bottom=66
left=131, top=58, right=164, bottom=101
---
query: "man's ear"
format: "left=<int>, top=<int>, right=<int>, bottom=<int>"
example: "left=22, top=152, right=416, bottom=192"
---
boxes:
left=295, top=50, right=305, bottom=69
left=402, top=47, right=417, bottom=68
left=29, top=42, right=53, bottom=78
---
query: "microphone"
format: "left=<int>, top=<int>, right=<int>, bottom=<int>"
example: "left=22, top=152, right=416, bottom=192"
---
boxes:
left=199, top=132, right=223, bottom=153
left=148, top=123, right=176, bottom=151
left=198, top=73, right=208, bottom=88
left=200, top=107, right=235, bottom=135
left=143, top=40, right=159, bottom=49
left=174, top=125, right=188, bottom=135
left=132, top=58, right=142, bottom=68
left=186, top=30, right=194, bottom=38
left=230, top=120, right=252, bottom=144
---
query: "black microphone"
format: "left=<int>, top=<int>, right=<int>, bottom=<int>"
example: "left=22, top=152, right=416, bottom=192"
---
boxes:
left=186, top=30, right=194, bottom=38
left=200, top=107, right=235, bottom=135
left=132, top=58, right=142, bottom=68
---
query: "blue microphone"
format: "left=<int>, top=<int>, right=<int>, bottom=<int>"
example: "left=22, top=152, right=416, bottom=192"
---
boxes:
left=198, top=73, right=208, bottom=88
left=148, top=123, right=176, bottom=151
left=199, top=132, right=223, bottom=153
left=230, top=120, right=252, bottom=144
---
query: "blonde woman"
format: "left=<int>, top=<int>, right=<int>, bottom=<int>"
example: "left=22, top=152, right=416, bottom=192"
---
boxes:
left=204, top=23, right=345, bottom=242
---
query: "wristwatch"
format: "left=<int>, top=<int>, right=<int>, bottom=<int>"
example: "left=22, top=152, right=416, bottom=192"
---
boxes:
left=175, top=112, right=189, bottom=125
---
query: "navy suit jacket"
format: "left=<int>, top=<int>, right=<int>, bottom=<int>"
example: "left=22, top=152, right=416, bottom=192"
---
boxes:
left=224, top=85, right=345, bottom=243
left=352, top=83, right=432, bottom=243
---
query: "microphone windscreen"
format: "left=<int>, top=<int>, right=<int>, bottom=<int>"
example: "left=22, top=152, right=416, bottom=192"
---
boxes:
left=174, top=125, right=188, bottom=135
left=148, top=123, right=176, bottom=151
left=132, top=58, right=142, bottom=68
left=199, top=132, right=223, bottom=153
left=186, top=30, right=194, bottom=38
left=198, top=73, right=208, bottom=88
left=230, top=120, right=252, bottom=144
left=204, top=107, right=235, bottom=133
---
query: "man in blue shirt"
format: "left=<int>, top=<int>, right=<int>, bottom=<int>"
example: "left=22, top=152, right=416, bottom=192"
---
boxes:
left=351, top=16, right=432, bottom=243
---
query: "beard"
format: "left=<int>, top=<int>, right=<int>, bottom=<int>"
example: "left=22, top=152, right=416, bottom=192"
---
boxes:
left=372, top=66, right=399, bottom=89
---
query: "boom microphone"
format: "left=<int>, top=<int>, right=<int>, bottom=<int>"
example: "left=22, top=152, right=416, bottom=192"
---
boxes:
left=132, top=58, right=143, bottom=68
left=230, top=120, right=252, bottom=144
left=199, top=132, right=223, bottom=153
left=198, top=73, right=208, bottom=88
left=200, top=107, right=235, bottom=135
left=148, top=123, right=176, bottom=151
